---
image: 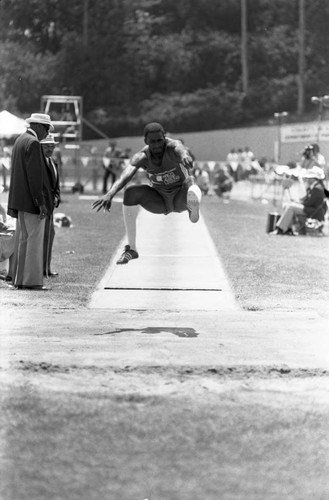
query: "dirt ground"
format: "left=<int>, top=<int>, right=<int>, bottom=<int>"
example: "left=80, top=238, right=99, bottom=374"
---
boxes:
left=1, top=305, right=329, bottom=500
left=1, top=186, right=329, bottom=499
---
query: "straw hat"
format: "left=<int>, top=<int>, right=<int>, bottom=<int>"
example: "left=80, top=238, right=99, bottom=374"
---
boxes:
left=302, top=166, right=325, bottom=180
left=26, top=113, right=54, bottom=131
left=40, top=133, right=58, bottom=144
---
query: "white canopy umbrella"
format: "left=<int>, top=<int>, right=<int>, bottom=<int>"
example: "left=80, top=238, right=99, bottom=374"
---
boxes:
left=0, top=110, right=26, bottom=138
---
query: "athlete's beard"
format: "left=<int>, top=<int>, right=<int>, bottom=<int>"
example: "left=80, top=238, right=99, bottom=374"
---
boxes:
left=150, top=146, right=165, bottom=160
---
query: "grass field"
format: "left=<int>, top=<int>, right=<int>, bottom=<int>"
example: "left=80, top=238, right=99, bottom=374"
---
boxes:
left=202, top=194, right=329, bottom=314
left=2, top=375, right=329, bottom=500
left=1, top=186, right=329, bottom=500
left=2, top=185, right=328, bottom=313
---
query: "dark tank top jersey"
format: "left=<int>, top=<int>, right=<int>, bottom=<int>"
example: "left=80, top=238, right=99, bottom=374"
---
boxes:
left=130, top=138, right=192, bottom=193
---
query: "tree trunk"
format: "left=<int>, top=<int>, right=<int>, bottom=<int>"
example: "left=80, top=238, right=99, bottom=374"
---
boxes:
left=241, top=0, right=248, bottom=95
left=83, top=0, right=89, bottom=47
left=297, top=0, right=305, bottom=115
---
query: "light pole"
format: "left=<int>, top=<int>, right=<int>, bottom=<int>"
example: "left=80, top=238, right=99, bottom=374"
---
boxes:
left=311, top=95, right=329, bottom=143
left=274, top=111, right=288, bottom=163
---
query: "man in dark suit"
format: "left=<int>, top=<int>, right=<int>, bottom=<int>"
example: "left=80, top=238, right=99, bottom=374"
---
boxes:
left=271, top=166, right=327, bottom=235
left=40, top=133, right=61, bottom=278
left=7, top=113, right=55, bottom=290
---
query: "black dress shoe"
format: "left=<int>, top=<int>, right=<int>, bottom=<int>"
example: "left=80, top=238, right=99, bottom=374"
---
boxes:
left=17, top=285, right=49, bottom=290
left=269, top=227, right=285, bottom=235
left=270, top=227, right=294, bottom=236
left=0, top=274, right=11, bottom=281
left=44, top=271, right=59, bottom=277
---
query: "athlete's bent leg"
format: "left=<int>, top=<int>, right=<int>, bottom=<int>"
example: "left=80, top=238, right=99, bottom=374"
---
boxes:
left=187, top=184, right=202, bottom=223
left=124, top=185, right=167, bottom=214
left=174, top=183, right=202, bottom=223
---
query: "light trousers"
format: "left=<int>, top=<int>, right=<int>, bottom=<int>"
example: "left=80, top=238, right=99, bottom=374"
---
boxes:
left=43, top=215, right=55, bottom=274
left=277, top=202, right=304, bottom=232
left=10, top=212, right=45, bottom=287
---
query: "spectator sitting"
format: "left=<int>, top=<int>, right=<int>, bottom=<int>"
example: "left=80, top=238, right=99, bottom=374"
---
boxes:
left=226, top=148, right=239, bottom=181
left=270, top=166, right=328, bottom=235
left=214, top=164, right=234, bottom=202
left=241, top=146, right=255, bottom=179
left=249, top=158, right=263, bottom=175
left=195, top=167, right=210, bottom=195
left=236, top=148, right=245, bottom=181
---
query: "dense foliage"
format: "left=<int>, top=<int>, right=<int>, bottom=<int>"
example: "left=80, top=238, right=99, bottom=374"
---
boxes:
left=1, top=0, right=329, bottom=137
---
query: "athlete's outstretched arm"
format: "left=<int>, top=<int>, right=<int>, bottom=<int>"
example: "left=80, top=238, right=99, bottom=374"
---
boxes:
left=92, top=164, right=139, bottom=212
left=169, top=138, right=194, bottom=169
left=175, top=148, right=196, bottom=189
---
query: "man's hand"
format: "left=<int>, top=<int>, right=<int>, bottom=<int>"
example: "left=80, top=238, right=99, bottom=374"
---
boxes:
left=181, top=156, right=193, bottom=169
left=54, top=196, right=61, bottom=208
left=39, top=204, right=48, bottom=219
left=92, top=195, right=112, bottom=212
left=0, top=204, right=7, bottom=222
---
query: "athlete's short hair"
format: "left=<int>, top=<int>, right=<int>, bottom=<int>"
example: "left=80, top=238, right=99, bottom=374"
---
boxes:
left=143, top=122, right=165, bottom=138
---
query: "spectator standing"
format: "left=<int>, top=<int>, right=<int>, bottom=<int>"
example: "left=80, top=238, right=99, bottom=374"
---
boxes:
left=301, top=144, right=320, bottom=171
left=0, top=139, right=11, bottom=191
left=52, top=142, right=63, bottom=187
left=40, top=134, right=61, bottom=278
left=7, top=113, right=54, bottom=290
left=102, top=140, right=121, bottom=194
left=311, top=143, right=326, bottom=169
left=311, top=143, right=327, bottom=182
left=120, top=147, right=132, bottom=167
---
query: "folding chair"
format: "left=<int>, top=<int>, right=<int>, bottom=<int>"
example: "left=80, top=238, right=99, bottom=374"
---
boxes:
left=294, top=199, right=328, bottom=236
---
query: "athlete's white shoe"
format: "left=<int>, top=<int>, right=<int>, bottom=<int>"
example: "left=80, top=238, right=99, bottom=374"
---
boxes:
left=187, top=185, right=201, bottom=223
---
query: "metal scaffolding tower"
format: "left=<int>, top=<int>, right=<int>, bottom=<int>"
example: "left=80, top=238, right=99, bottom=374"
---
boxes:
left=41, top=95, right=83, bottom=142
left=41, top=95, right=84, bottom=192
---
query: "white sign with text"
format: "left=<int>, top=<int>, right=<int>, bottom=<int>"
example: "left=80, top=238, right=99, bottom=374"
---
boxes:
left=281, top=121, right=329, bottom=143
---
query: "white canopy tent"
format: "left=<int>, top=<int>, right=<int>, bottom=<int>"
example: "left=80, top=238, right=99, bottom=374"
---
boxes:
left=0, top=110, right=26, bottom=138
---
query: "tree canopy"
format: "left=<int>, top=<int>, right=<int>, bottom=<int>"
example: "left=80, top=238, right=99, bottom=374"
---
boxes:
left=0, top=0, right=328, bottom=137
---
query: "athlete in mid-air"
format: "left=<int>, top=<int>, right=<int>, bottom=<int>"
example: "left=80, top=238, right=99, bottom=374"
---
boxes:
left=92, top=122, right=202, bottom=264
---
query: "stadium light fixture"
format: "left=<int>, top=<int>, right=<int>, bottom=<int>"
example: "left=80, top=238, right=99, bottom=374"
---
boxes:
left=274, top=111, right=288, bottom=162
left=311, top=95, right=329, bottom=142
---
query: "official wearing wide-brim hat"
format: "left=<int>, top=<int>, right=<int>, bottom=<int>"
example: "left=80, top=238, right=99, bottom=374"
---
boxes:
left=7, top=112, right=56, bottom=289
left=26, top=113, right=54, bottom=131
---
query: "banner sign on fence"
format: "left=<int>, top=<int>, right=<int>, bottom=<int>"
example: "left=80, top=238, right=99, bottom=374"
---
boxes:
left=281, top=121, right=329, bottom=143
